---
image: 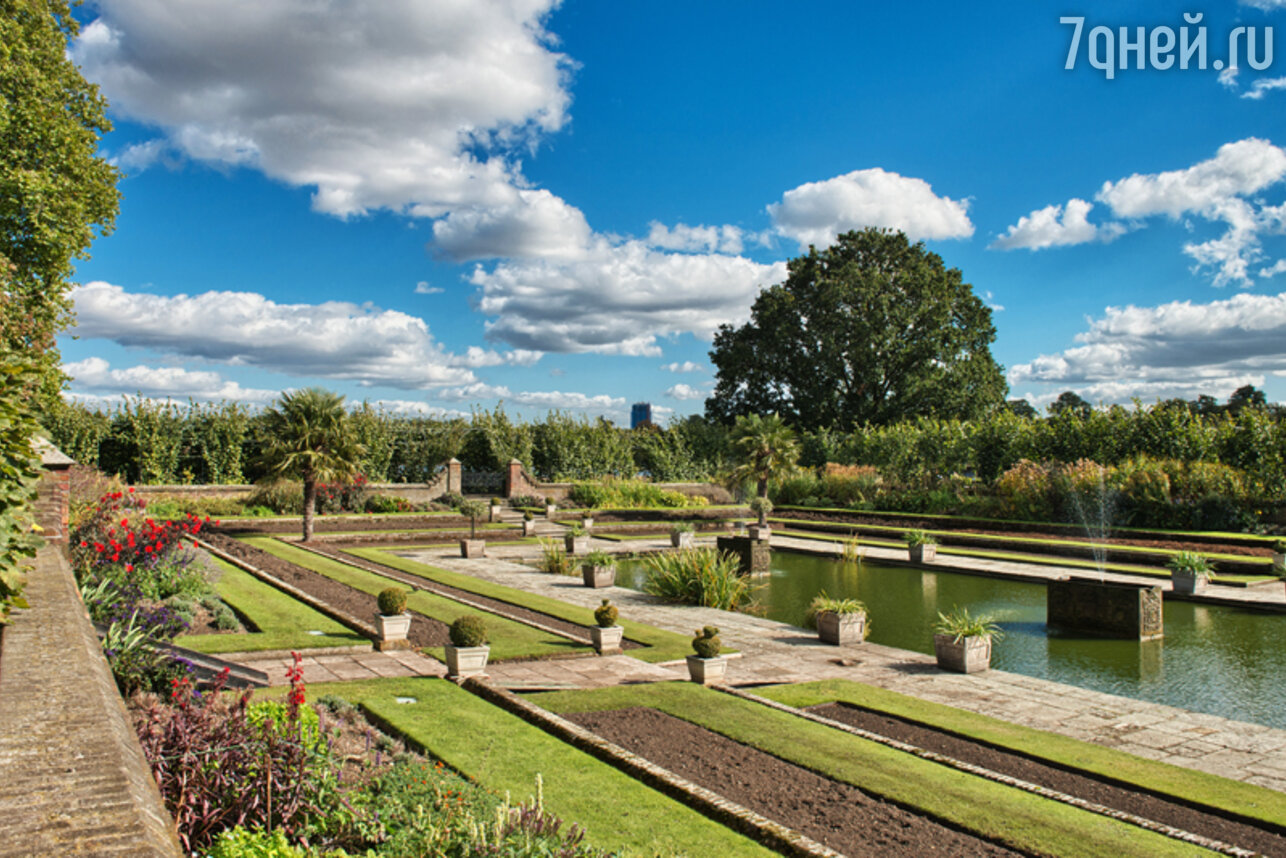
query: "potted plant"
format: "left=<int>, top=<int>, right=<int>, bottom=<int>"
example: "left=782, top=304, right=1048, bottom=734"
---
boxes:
left=670, top=521, right=696, bottom=548
left=590, top=598, right=624, bottom=655
left=581, top=511, right=595, bottom=531
left=805, top=592, right=867, bottom=645
left=545, top=496, right=558, bottom=520
left=374, top=586, right=411, bottom=648
left=686, top=626, right=728, bottom=685
left=489, top=497, right=506, bottom=522
left=747, top=497, right=772, bottom=540
left=564, top=523, right=590, bottom=554
left=933, top=607, right=1002, bottom=673
left=522, top=510, right=538, bottom=536
left=906, top=529, right=937, bottom=563
left=1271, top=539, right=1285, bottom=573
left=580, top=549, right=616, bottom=588
left=445, top=614, right=490, bottom=680
left=1168, top=551, right=1212, bottom=595
left=459, top=499, right=487, bottom=558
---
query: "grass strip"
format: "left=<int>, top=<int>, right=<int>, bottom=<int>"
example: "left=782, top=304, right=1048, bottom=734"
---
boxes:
left=241, top=537, right=589, bottom=662
left=277, top=677, right=775, bottom=857
left=757, top=679, right=1286, bottom=831
left=533, top=682, right=1218, bottom=858
left=345, top=547, right=694, bottom=663
left=178, top=558, right=365, bottom=653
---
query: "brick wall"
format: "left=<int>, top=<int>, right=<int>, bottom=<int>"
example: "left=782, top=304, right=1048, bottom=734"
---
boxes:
left=32, top=439, right=72, bottom=547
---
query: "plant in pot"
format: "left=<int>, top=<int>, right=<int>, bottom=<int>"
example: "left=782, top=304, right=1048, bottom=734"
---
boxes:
left=670, top=521, right=696, bottom=548
left=1271, top=539, right=1286, bottom=573
left=545, top=496, right=558, bottom=519
left=374, top=586, right=411, bottom=649
left=1168, top=550, right=1212, bottom=595
left=564, top=523, right=590, bottom=555
left=522, top=510, right=538, bottom=536
left=581, top=548, right=616, bottom=588
left=489, top=497, right=506, bottom=522
left=906, top=529, right=937, bottom=563
left=933, top=607, right=1002, bottom=673
left=445, top=614, right=489, bottom=680
left=805, top=591, right=867, bottom=646
left=747, top=497, right=772, bottom=540
left=590, top=598, right=624, bottom=655
left=686, top=625, right=728, bottom=685
left=459, top=499, right=487, bottom=558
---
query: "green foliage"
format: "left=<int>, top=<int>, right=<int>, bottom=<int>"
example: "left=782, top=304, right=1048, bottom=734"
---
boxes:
left=670, top=521, right=695, bottom=534
left=569, top=481, right=611, bottom=508
left=568, top=477, right=705, bottom=510
left=459, top=498, right=486, bottom=539
left=593, top=598, right=618, bottom=628
left=537, top=539, right=574, bottom=576
left=934, top=607, right=1004, bottom=642
left=0, top=352, right=41, bottom=622
left=642, top=548, right=755, bottom=611
left=1167, top=551, right=1212, bottom=576
left=804, top=592, right=867, bottom=629
left=244, top=479, right=303, bottom=515
left=531, top=411, right=633, bottom=480
left=691, top=625, right=722, bottom=658
left=707, top=229, right=1005, bottom=429
left=207, top=827, right=306, bottom=858
left=730, top=413, right=799, bottom=500
left=449, top=614, right=488, bottom=648
left=904, top=529, right=936, bottom=547
left=377, top=586, right=408, bottom=616
left=583, top=549, right=614, bottom=568
left=459, top=406, right=532, bottom=472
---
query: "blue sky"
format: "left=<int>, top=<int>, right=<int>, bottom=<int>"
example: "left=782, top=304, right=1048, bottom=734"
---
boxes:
left=59, top=0, right=1286, bottom=422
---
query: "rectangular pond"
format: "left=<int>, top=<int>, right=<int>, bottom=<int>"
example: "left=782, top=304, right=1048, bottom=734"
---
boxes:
left=616, top=551, right=1286, bottom=730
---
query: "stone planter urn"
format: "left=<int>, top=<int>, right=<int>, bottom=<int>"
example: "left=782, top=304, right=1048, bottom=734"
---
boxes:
left=909, top=544, right=937, bottom=563
left=545, top=504, right=558, bottom=520
left=444, top=644, right=490, bottom=680
left=522, top=519, right=538, bottom=536
left=671, top=531, right=695, bottom=548
left=686, top=654, right=728, bottom=686
left=489, top=504, right=504, bottom=522
left=816, top=610, right=867, bottom=646
left=460, top=538, right=486, bottom=558
left=582, top=563, right=615, bottom=588
left=375, top=612, right=412, bottom=648
left=1171, top=569, right=1210, bottom=595
left=565, top=534, right=590, bottom=555
left=933, top=633, right=992, bottom=673
left=590, top=625, right=624, bottom=655
left=747, top=524, right=771, bottom=541
left=582, top=516, right=594, bottom=531
left=1272, top=550, right=1284, bottom=571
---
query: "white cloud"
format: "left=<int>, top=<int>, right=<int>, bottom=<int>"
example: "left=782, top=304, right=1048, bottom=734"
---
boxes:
left=64, top=356, right=280, bottom=403
left=472, top=239, right=787, bottom=354
left=437, top=382, right=623, bottom=411
left=1243, top=77, right=1286, bottom=100
left=1009, top=291, right=1286, bottom=402
left=1219, top=66, right=1241, bottom=89
left=661, top=361, right=705, bottom=373
left=767, top=168, right=974, bottom=248
left=73, top=0, right=583, bottom=259
left=70, top=281, right=478, bottom=389
left=991, top=198, right=1126, bottom=250
left=1261, top=259, right=1286, bottom=278
left=646, top=222, right=751, bottom=255
left=414, top=281, right=443, bottom=295
left=369, top=399, right=470, bottom=419
left=1241, top=0, right=1286, bottom=9
left=455, top=346, right=543, bottom=368
left=665, top=383, right=704, bottom=401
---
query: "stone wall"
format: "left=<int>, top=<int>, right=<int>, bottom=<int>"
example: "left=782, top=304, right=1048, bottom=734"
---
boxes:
left=32, top=438, right=72, bottom=546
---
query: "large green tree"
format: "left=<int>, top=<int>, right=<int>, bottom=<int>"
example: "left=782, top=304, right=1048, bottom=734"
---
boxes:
left=706, top=229, right=1006, bottom=430
left=1, top=0, right=120, bottom=398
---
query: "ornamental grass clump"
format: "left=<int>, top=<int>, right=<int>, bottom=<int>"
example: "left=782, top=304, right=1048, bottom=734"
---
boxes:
left=449, top=615, right=488, bottom=648
left=934, top=607, right=1004, bottom=643
left=583, top=549, right=614, bottom=569
left=642, top=548, right=755, bottom=611
left=537, top=539, right=574, bottom=576
left=804, top=592, right=867, bottom=629
left=1167, top=551, right=1213, bottom=575
left=593, top=598, right=618, bottom=628
left=377, top=586, right=408, bottom=616
left=691, top=625, right=722, bottom=658
left=905, top=529, right=937, bottom=547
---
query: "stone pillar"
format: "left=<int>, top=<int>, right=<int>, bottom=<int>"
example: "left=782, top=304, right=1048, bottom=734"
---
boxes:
left=505, top=458, right=525, bottom=499
left=33, top=438, right=73, bottom=548
left=1047, top=579, right=1164, bottom=641
left=716, top=535, right=770, bottom=574
left=446, top=458, right=462, bottom=495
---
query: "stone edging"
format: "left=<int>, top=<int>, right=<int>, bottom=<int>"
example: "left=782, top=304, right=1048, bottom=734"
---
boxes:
left=463, top=679, right=841, bottom=858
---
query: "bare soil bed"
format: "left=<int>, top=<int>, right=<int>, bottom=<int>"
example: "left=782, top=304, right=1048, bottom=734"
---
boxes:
left=217, top=514, right=470, bottom=535
left=565, top=706, right=1023, bottom=857
left=810, top=702, right=1286, bottom=857
left=205, top=533, right=451, bottom=648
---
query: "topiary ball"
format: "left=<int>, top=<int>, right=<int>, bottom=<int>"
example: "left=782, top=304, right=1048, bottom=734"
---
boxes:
left=692, top=625, right=721, bottom=658
left=377, top=587, right=408, bottom=616
left=450, top=614, right=488, bottom=648
left=594, top=598, right=618, bottom=628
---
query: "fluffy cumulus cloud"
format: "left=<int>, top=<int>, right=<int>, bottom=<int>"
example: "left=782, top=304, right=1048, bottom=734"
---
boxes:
left=646, top=222, right=755, bottom=255
left=1242, top=77, right=1286, bottom=100
left=1008, top=291, right=1286, bottom=403
left=991, top=199, right=1126, bottom=250
left=767, top=168, right=974, bottom=248
left=69, top=281, right=501, bottom=389
left=436, top=382, right=623, bottom=411
left=472, top=240, right=787, bottom=354
left=664, top=383, right=704, bottom=401
left=63, top=357, right=278, bottom=402
left=73, top=0, right=586, bottom=260
left=661, top=361, right=705, bottom=373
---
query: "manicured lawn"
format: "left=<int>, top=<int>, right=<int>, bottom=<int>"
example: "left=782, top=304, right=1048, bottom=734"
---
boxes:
left=179, top=558, right=365, bottom=653
left=274, top=677, right=774, bottom=857
left=759, top=679, right=1286, bottom=831
left=533, top=682, right=1219, bottom=858
left=345, top=547, right=695, bottom=662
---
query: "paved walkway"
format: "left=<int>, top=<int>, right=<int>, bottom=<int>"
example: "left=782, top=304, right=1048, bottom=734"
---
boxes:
left=234, top=533, right=1286, bottom=793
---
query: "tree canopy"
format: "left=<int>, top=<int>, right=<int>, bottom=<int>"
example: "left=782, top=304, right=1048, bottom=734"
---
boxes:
left=705, top=229, right=1006, bottom=430
left=1, top=0, right=120, bottom=398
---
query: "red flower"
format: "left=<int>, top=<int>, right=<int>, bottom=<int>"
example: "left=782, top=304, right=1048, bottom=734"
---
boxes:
left=124, top=563, right=133, bottom=572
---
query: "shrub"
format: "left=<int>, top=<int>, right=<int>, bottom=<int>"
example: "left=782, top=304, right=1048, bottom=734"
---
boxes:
left=691, top=625, right=721, bottom=658
left=102, top=610, right=192, bottom=696
left=593, top=598, right=618, bottom=628
left=245, top=479, right=303, bottom=515
left=207, top=827, right=307, bottom=858
left=438, top=491, right=465, bottom=509
left=994, top=459, right=1056, bottom=522
left=449, top=615, right=488, bottom=648
left=568, top=482, right=612, bottom=509
left=315, top=474, right=369, bottom=515
left=934, top=607, right=1004, bottom=642
left=642, top=548, right=755, bottom=611
left=364, top=493, right=412, bottom=514
left=804, top=592, right=866, bottom=629
left=509, top=494, right=544, bottom=509
left=522, top=510, right=534, bottom=522
left=377, top=587, right=408, bottom=616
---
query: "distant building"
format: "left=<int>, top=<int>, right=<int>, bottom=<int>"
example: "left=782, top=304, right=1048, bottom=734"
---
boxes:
left=630, top=402, right=653, bottom=429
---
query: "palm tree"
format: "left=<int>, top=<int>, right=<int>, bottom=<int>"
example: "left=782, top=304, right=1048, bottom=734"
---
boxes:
left=258, top=388, right=363, bottom=542
left=729, top=413, right=799, bottom=524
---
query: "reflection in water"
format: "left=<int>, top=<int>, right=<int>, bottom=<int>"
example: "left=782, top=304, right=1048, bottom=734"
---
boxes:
left=616, top=551, right=1286, bottom=729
